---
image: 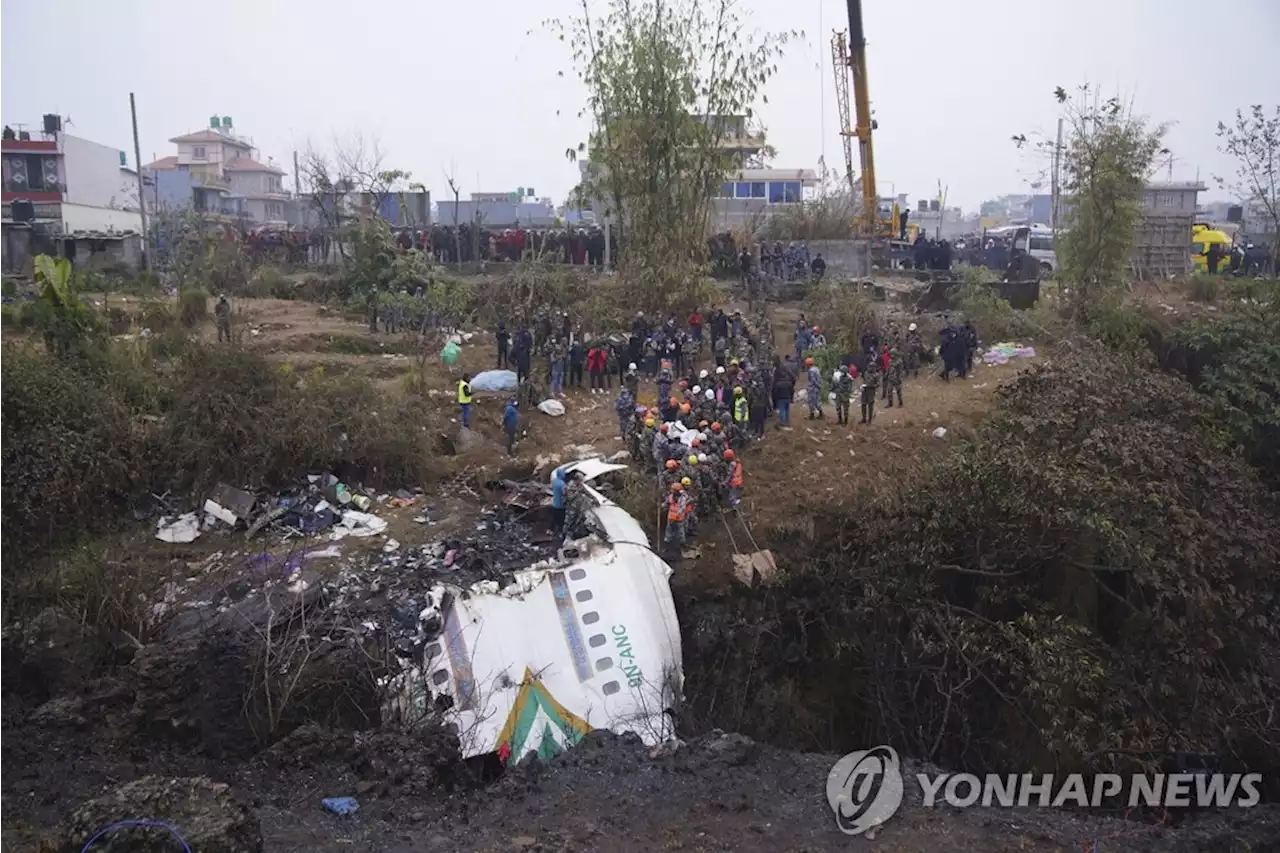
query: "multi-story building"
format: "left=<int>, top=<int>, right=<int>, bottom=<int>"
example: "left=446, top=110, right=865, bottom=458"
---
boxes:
left=144, top=117, right=290, bottom=225
left=2, top=116, right=144, bottom=233
left=1, top=114, right=145, bottom=272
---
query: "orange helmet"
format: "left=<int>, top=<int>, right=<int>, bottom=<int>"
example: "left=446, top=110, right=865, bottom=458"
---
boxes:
left=665, top=459, right=679, bottom=470
left=711, top=422, right=722, bottom=432
left=691, top=438, right=701, bottom=447
left=812, top=325, right=821, bottom=333
left=669, top=397, right=680, bottom=407
left=680, top=402, right=692, bottom=414
left=723, top=449, right=735, bottom=461
left=805, top=358, right=814, bottom=366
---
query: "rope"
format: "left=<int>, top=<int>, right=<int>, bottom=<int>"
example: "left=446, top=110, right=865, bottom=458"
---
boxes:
left=80, top=820, right=191, bottom=853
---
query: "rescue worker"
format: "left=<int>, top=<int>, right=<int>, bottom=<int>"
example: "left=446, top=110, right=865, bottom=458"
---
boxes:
left=732, top=385, right=749, bottom=427
left=215, top=295, right=233, bottom=342
left=860, top=357, right=880, bottom=424
left=885, top=346, right=905, bottom=408
left=502, top=397, right=519, bottom=456
left=723, top=449, right=744, bottom=508
left=457, top=373, right=474, bottom=428
left=834, top=366, right=855, bottom=424
left=654, top=425, right=672, bottom=474
left=905, top=322, right=923, bottom=379
left=664, top=482, right=691, bottom=551
left=805, top=358, right=824, bottom=419
left=615, top=387, right=636, bottom=441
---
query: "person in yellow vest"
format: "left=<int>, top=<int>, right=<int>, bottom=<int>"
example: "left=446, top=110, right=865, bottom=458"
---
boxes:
left=457, top=373, right=473, bottom=428
left=732, top=385, right=748, bottom=425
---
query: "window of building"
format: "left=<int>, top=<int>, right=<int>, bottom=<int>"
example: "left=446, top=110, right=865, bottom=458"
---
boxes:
left=751, top=182, right=766, bottom=198
left=769, top=182, right=785, bottom=203
left=192, top=146, right=207, bottom=160
left=719, top=183, right=734, bottom=198
left=735, top=181, right=751, bottom=199
left=782, top=181, right=801, bottom=202
left=4, top=154, right=60, bottom=192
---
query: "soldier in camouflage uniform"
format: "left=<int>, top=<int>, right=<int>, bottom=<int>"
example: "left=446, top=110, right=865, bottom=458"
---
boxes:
left=615, top=387, right=636, bottom=442
left=366, top=287, right=380, bottom=334
left=885, top=347, right=905, bottom=408
left=834, top=366, right=855, bottom=424
left=860, top=358, right=880, bottom=424
left=905, top=323, right=923, bottom=379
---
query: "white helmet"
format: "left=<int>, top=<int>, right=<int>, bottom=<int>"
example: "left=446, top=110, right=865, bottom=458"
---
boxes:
left=716, top=366, right=726, bottom=374
left=705, top=389, right=714, bottom=400
left=628, top=362, right=637, bottom=370
left=692, top=385, right=702, bottom=395
left=833, top=370, right=842, bottom=382
left=699, top=369, right=709, bottom=379
left=697, top=453, right=707, bottom=463
left=908, top=323, right=918, bottom=331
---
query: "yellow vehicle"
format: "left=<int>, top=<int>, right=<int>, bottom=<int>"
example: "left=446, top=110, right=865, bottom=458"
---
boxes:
left=1191, top=223, right=1232, bottom=273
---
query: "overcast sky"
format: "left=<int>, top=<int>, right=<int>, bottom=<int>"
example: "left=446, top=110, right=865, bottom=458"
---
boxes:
left=3, top=0, right=1277, bottom=212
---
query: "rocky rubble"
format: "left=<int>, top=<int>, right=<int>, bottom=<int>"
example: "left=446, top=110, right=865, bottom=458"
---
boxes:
left=57, top=776, right=261, bottom=853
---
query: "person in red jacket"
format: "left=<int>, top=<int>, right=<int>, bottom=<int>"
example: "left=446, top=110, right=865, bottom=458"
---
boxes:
left=687, top=309, right=704, bottom=344
left=587, top=344, right=608, bottom=394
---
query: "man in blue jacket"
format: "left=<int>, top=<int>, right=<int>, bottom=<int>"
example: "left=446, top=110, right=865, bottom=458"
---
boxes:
left=551, top=464, right=581, bottom=535
left=502, top=398, right=519, bottom=456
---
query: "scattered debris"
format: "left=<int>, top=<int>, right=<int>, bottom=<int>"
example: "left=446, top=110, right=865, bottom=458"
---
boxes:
left=156, top=513, right=201, bottom=544
left=982, top=342, right=1037, bottom=365
left=607, top=450, right=631, bottom=463
left=732, top=550, right=778, bottom=586
left=932, top=427, right=948, bottom=440
left=305, top=545, right=343, bottom=560
left=322, top=797, right=360, bottom=816
left=203, top=500, right=237, bottom=527
left=538, top=399, right=567, bottom=417
left=383, top=538, right=401, bottom=553
left=208, top=483, right=256, bottom=521
left=330, top=511, right=389, bottom=540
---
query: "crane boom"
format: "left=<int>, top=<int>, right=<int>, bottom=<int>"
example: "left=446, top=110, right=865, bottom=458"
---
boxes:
left=830, top=33, right=856, bottom=199
left=845, top=0, right=878, bottom=234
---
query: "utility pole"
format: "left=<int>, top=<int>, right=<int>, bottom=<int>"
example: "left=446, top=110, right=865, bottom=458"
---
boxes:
left=293, top=150, right=301, bottom=196
left=129, top=93, right=150, bottom=270
left=1051, top=116, right=1063, bottom=234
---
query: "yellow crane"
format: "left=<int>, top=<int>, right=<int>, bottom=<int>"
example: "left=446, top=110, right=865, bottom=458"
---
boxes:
left=832, top=0, right=897, bottom=239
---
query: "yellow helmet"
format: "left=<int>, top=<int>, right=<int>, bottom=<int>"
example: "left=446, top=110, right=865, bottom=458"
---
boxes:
left=733, top=386, right=744, bottom=396
left=687, top=455, right=698, bottom=465
left=644, top=418, right=656, bottom=428
left=680, top=477, right=692, bottom=487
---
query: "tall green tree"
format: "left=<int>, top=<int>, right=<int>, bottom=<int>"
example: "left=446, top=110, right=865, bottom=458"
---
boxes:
left=1017, top=86, right=1167, bottom=318
left=553, top=0, right=793, bottom=310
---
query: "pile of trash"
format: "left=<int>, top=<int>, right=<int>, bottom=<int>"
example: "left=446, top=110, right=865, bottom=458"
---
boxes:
left=152, top=476, right=416, bottom=545
left=982, top=342, right=1037, bottom=365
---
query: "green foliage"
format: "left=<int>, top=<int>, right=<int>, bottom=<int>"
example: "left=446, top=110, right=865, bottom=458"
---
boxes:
left=29, top=254, right=99, bottom=354
left=178, top=288, right=208, bottom=327
left=804, top=284, right=878, bottom=357
left=1187, top=272, right=1221, bottom=302
left=1041, top=86, right=1168, bottom=319
left=2, top=331, right=443, bottom=559
left=553, top=0, right=794, bottom=311
left=759, top=195, right=857, bottom=242
left=1168, top=286, right=1280, bottom=485
left=685, top=348, right=1280, bottom=783
left=1216, top=104, right=1280, bottom=272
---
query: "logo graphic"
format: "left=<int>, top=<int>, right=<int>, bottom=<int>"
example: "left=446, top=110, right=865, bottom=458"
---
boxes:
left=826, top=745, right=905, bottom=836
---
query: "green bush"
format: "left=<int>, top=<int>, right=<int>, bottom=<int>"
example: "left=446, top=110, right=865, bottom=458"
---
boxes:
left=1187, top=272, right=1221, bottom=302
left=178, top=288, right=208, bottom=327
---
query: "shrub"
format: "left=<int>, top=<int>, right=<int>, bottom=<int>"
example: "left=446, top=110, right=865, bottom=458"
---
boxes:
left=178, top=288, right=208, bottom=327
left=685, top=348, right=1280, bottom=789
left=1187, top=272, right=1221, bottom=302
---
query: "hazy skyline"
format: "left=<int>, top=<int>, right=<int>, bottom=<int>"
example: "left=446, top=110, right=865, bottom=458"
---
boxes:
left=3, top=0, right=1278, bottom=212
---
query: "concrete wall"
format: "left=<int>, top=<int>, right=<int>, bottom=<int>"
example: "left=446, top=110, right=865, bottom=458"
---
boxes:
left=145, top=168, right=197, bottom=214
left=436, top=199, right=556, bottom=227
left=61, top=202, right=142, bottom=234
left=807, top=239, right=872, bottom=279
left=61, top=133, right=132, bottom=209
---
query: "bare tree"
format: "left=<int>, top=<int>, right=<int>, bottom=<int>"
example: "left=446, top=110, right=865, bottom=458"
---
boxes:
left=298, top=133, right=414, bottom=262
left=1218, top=105, right=1280, bottom=271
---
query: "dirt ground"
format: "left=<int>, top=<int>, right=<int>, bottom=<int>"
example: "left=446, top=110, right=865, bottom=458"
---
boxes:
left=202, top=293, right=1037, bottom=593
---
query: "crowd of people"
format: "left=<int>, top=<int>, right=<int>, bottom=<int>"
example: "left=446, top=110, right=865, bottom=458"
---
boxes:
left=473, top=303, right=981, bottom=557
